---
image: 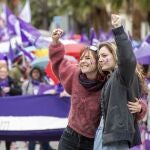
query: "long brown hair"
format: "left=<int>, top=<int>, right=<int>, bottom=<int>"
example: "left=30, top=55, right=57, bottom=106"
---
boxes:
left=136, top=64, right=148, bottom=96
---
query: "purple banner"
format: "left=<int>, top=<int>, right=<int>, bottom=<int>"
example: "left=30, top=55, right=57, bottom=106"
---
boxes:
left=0, top=94, right=70, bottom=141
left=0, top=94, right=70, bottom=117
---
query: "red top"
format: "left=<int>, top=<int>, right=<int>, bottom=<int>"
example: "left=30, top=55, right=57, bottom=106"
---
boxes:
left=49, top=42, right=147, bottom=138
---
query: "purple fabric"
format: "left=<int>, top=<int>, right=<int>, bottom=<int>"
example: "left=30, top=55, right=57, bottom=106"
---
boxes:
left=99, top=29, right=107, bottom=42
left=0, top=53, right=7, bottom=60
left=7, top=43, right=15, bottom=62
left=137, top=56, right=150, bottom=65
left=0, top=94, right=70, bottom=117
left=4, top=7, right=17, bottom=61
left=19, top=18, right=41, bottom=46
left=17, top=45, right=34, bottom=61
left=146, top=78, right=150, bottom=85
left=145, top=140, right=150, bottom=150
left=37, top=84, right=55, bottom=95
left=32, top=80, right=40, bottom=86
left=146, top=35, right=150, bottom=43
left=134, top=42, right=150, bottom=64
left=130, top=146, right=140, bottom=150
left=0, top=78, right=9, bottom=87
left=106, top=30, right=113, bottom=41
left=0, top=27, right=5, bottom=40
left=89, top=27, right=97, bottom=45
left=20, top=29, right=32, bottom=46
left=5, top=7, right=17, bottom=37
left=0, top=94, right=70, bottom=141
left=80, top=32, right=89, bottom=43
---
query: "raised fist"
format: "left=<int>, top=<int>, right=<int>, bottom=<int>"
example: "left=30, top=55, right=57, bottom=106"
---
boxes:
left=111, top=14, right=122, bottom=28
left=51, top=28, right=63, bottom=44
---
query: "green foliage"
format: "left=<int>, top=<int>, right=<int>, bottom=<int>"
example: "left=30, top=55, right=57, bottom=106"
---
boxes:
left=29, top=0, right=60, bottom=29
left=137, top=0, right=150, bottom=11
left=106, top=0, right=124, bottom=11
left=19, top=0, right=150, bottom=34
left=58, top=0, right=110, bottom=33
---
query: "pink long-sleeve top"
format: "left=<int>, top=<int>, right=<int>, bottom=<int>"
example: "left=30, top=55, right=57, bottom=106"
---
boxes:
left=49, top=43, right=101, bottom=138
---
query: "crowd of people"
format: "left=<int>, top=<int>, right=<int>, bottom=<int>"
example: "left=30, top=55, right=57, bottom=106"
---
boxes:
left=0, top=57, right=57, bottom=149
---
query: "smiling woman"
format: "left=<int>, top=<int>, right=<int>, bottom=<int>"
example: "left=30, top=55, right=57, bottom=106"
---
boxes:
left=79, top=47, right=98, bottom=80
left=49, top=28, right=106, bottom=150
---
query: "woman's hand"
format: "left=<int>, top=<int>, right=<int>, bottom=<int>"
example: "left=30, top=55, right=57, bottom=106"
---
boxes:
left=111, top=14, right=122, bottom=28
left=127, top=98, right=142, bottom=113
left=51, top=28, right=63, bottom=44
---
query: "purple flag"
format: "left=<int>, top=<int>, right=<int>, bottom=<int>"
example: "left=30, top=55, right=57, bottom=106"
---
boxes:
left=17, top=45, right=34, bottom=61
left=0, top=17, right=6, bottom=40
left=0, top=53, right=5, bottom=60
left=0, top=53, right=7, bottom=61
left=5, top=7, right=18, bottom=37
left=37, top=84, right=55, bottom=95
left=134, top=42, right=150, bottom=64
left=19, top=18, right=41, bottom=46
left=7, top=42, right=15, bottom=62
left=99, top=29, right=107, bottom=42
left=20, top=29, right=32, bottom=46
left=0, top=28, right=5, bottom=40
left=80, top=31, right=89, bottom=44
left=89, top=28, right=98, bottom=45
left=106, top=30, right=113, bottom=40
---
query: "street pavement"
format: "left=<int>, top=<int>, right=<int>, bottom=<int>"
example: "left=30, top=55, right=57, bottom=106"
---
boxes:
left=0, top=141, right=59, bottom=150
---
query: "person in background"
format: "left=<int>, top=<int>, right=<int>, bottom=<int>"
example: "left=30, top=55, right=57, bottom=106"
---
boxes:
left=22, top=66, right=53, bottom=150
left=0, top=62, right=22, bottom=150
left=9, top=56, right=27, bottom=86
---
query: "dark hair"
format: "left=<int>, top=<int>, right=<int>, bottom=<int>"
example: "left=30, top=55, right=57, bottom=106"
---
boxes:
left=142, top=65, right=149, bottom=75
left=30, top=66, right=44, bottom=81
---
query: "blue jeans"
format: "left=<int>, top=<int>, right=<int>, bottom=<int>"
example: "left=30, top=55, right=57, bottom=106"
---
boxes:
left=58, top=126, right=94, bottom=150
left=94, top=117, right=129, bottom=150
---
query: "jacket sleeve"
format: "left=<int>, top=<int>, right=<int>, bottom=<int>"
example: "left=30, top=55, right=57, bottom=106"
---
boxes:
left=9, top=80, right=22, bottom=96
left=112, top=26, right=137, bottom=87
left=49, top=43, right=78, bottom=95
left=136, top=99, right=147, bottom=121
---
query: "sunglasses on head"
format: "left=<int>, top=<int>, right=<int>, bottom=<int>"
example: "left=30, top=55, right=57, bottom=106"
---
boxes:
left=88, top=45, right=98, bottom=52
